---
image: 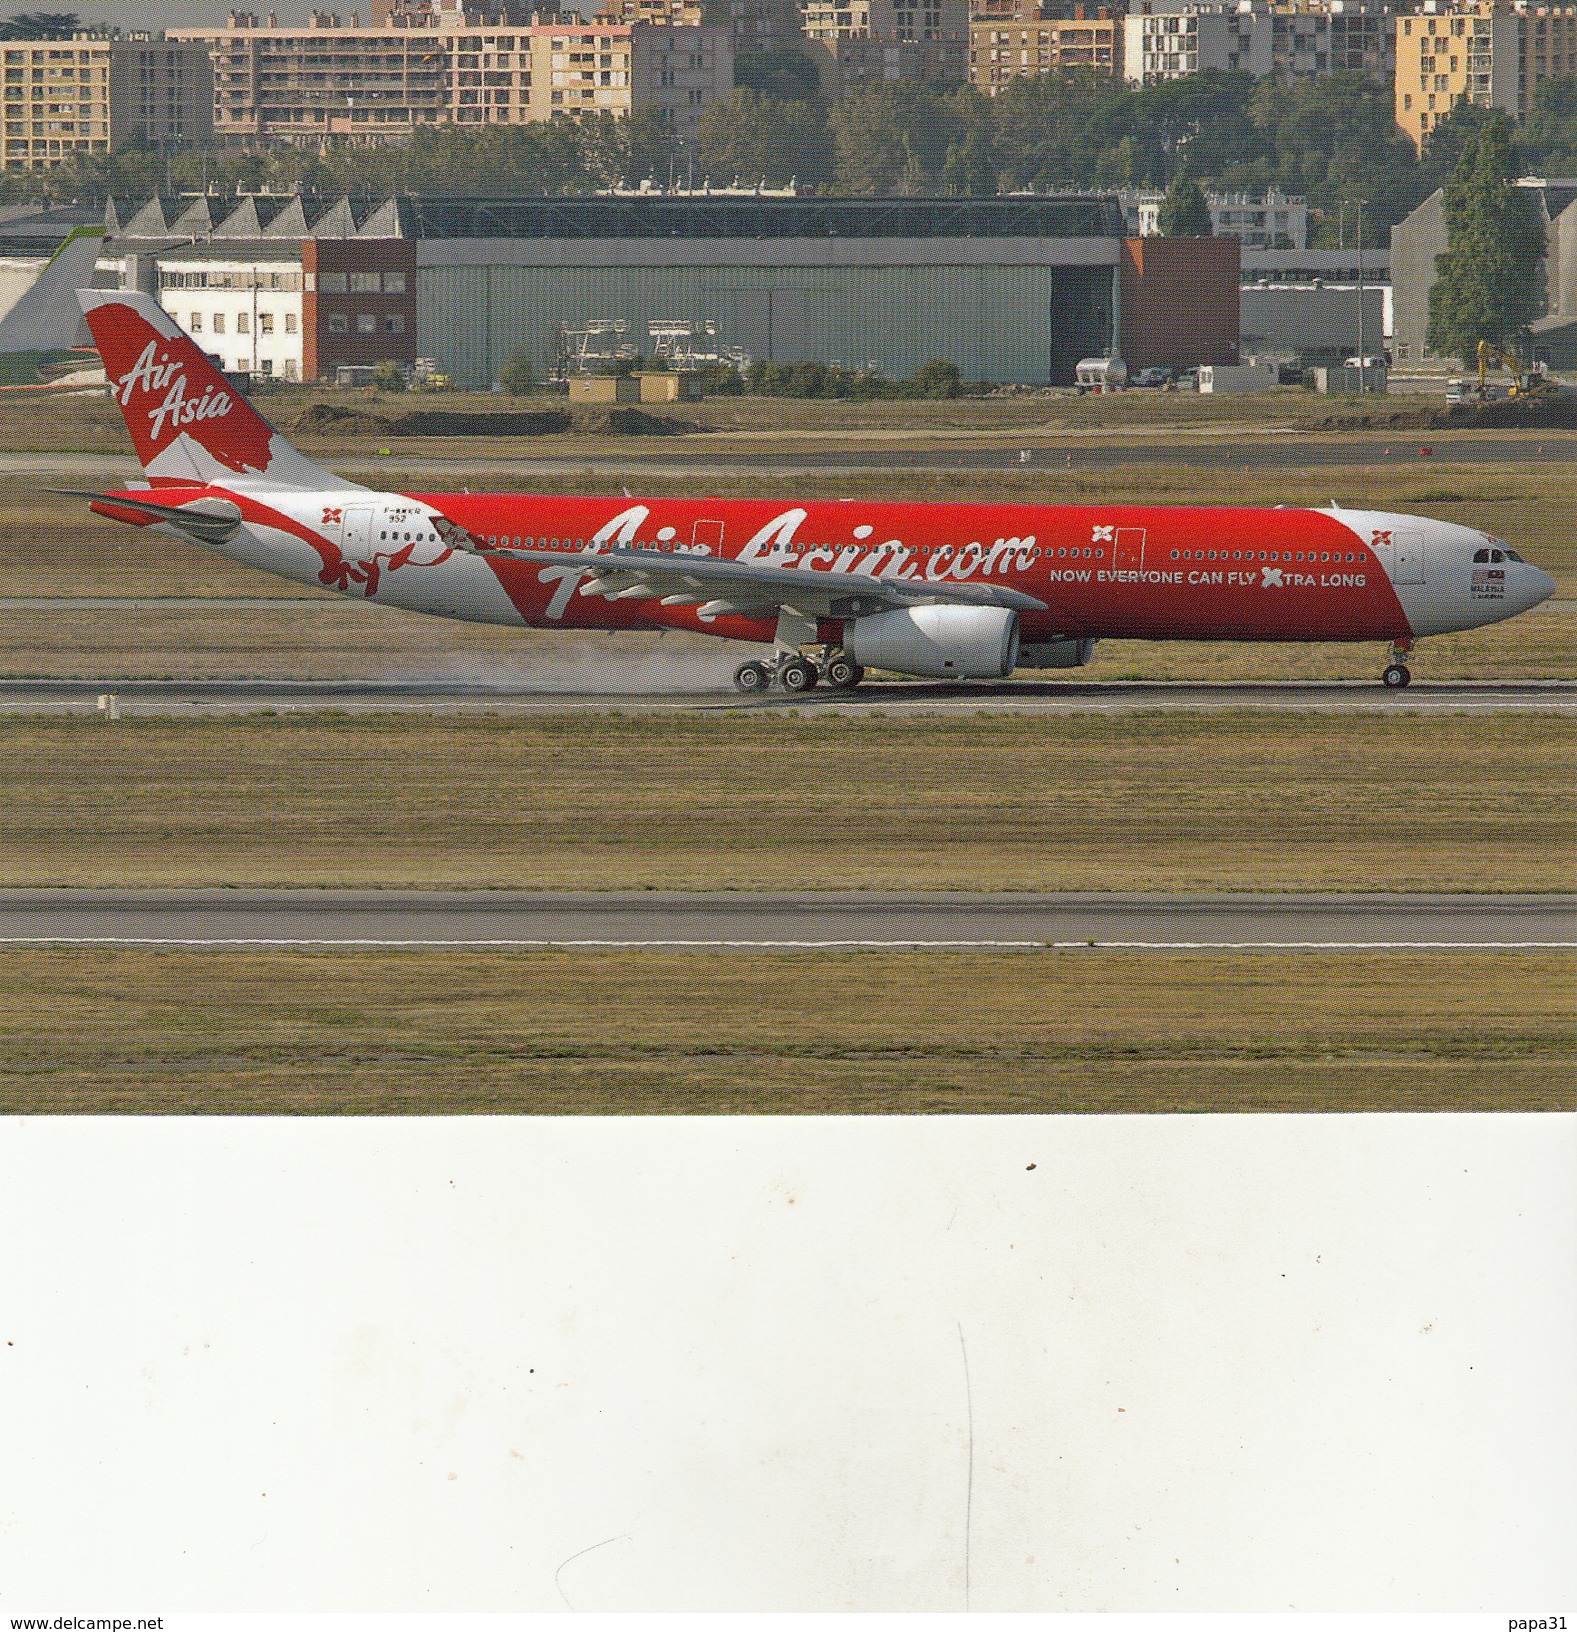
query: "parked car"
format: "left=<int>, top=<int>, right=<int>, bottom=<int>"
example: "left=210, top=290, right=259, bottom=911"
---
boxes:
left=1131, top=366, right=1171, bottom=388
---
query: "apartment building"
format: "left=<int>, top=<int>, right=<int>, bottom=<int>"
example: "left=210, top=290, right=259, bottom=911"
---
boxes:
left=1123, top=0, right=1393, bottom=84
left=969, top=9, right=1121, bottom=92
left=1395, top=1, right=1577, bottom=151
left=1, top=34, right=212, bottom=170
left=600, top=0, right=804, bottom=59
left=801, top=0, right=969, bottom=87
left=172, top=6, right=730, bottom=145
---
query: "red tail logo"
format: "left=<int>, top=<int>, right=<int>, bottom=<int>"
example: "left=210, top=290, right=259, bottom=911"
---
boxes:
left=81, top=294, right=277, bottom=477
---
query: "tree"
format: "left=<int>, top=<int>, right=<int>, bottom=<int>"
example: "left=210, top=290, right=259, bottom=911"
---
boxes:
left=1515, top=75, right=1577, bottom=176
left=1426, top=115, right=1546, bottom=363
left=500, top=352, right=535, bottom=395
left=0, top=13, right=79, bottom=38
left=695, top=89, right=833, bottom=188
left=828, top=83, right=966, bottom=194
left=914, top=358, right=962, bottom=399
left=1157, top=173, right=1212, bottom=236
left=734, top=46, right=823, bottom=102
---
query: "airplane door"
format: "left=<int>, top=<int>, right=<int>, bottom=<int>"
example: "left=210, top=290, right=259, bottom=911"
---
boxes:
left=1114, top=527, right=1146, bottom=571
left=692, top=519, right=724, bottom=554
left=1393, top=529, right=1425, bottom=584
left=342, top=506, right=375, bottom=557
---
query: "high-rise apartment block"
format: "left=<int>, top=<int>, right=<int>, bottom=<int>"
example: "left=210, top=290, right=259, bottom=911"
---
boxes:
left=1395, top=1, right=1577, bottom=150
left=1, top=34, right=212, bottom=170
left=969, top=8, right=1122, bottom=92
left=171, top=4, right=731, bottom=144
left=598, top=0, right=805, bottom=58
left=1123, top=0, right=1393, bottom=84
left=800, top=0, right=969, bottom=87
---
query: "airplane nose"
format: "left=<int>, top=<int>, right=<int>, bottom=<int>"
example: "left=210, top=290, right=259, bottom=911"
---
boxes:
left=1528, top=566, right=1557, bottom=607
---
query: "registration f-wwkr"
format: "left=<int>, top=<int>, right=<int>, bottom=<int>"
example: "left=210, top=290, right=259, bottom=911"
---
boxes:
left=70, top=291, right=1556, bottom=692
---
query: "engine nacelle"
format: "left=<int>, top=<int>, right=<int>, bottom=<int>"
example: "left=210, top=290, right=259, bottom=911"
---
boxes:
left=1018, top=638, right=1097, bottom=669
left=844, top=605, right=1020, bottom=680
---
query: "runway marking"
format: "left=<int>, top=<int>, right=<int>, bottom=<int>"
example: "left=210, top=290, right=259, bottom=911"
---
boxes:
left=2, top=936, right=1571, bottom=950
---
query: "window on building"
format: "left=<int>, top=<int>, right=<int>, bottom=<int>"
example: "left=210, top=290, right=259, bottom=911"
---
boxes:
left=285, top=312, right=298, bottom=334
left=259, top=312, right=274, bottom=335
left=356, top=313, right=377, bottom=334
left=385, top=313, right=405, bottom=334
left=189, top=312, right=202, bottom=331
left=236, top=312, right=249, bottom=334
left=212, top=312, right=225, bottom=333
left=350, top=271, right=380, bottom=293
left=318, top=271, right=347, bottom=293
left=328, top=313, right=348, bottom=333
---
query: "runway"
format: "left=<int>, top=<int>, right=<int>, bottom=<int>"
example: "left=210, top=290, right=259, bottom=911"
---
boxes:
left=4, top=677, right=1570, bottom=715
left=3, top=889, right=1571, bottom=949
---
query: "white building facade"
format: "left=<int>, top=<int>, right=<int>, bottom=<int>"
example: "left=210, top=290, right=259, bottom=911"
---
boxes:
left=1120, top=187, right=1310, bottom=249
left=1123, top=0, right=1394, bottom=83
left=155, top=248, right=306, bottom=380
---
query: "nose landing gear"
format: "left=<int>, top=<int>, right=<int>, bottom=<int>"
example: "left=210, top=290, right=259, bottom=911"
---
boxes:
left=1380, top=638, right=1415, bottom=689
left=731, top=648, right=865, bottom=694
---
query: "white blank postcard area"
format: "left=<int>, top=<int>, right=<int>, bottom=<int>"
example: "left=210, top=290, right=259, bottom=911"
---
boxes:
left=1, top=1113, right=1572, bottom=1612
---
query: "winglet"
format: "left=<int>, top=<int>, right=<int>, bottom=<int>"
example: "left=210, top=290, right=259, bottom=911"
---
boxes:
left=77, top=288, right=355, bottom=490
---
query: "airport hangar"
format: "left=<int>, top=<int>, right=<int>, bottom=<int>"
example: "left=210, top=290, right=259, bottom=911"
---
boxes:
left=93, top=191, right=1240, bottom=388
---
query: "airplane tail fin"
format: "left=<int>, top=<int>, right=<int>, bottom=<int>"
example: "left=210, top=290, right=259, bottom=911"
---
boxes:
left=77, top=288, right=348, bottom=490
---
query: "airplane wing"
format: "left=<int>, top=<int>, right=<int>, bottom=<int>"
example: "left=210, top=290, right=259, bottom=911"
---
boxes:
left=444, top=535, right=1047, bottom=620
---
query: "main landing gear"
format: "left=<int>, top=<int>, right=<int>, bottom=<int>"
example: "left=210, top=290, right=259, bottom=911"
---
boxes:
left=1380, top=639, right=1415, bottom=689
left=733, top=649, right=866, bottom=694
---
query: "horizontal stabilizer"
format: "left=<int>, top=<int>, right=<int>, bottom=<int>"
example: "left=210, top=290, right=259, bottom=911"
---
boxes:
left=51, top=488, right=243, bottom=546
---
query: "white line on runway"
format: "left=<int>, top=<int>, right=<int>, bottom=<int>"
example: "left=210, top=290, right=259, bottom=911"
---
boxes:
left=2, top=937, right=1572, bottom=950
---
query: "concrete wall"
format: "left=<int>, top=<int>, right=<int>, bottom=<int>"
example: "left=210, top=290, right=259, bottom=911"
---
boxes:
left=1389, top=187, right=1445, bottom=365
left=1240, top=284, right=1387, bottom=359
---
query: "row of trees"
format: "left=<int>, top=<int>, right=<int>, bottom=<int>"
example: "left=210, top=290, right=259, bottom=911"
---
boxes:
left=1, top=3, right=1574, bottom=247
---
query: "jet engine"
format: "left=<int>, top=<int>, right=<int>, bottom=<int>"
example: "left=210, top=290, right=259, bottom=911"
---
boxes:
left=1018, top=638, right=1097, bottom=669
left=843, top=605, right=1020, bottom=679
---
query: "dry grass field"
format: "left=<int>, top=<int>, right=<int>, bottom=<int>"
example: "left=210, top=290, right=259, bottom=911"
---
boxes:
left=4, top=712, right=1569, bottom=892
left=0, top=381, right=1449, bottom=457
left=2, top=946, right=1569, bottom=1115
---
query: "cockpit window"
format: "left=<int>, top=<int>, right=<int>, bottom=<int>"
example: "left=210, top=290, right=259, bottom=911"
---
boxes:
left=1473, top=547, right=1509, bottom=564
left=1505, top=548, right=1525, bottom=562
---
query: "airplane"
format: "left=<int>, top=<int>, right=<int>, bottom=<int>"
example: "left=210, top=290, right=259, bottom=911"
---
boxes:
left=66, top=289, right=1556, bottom=693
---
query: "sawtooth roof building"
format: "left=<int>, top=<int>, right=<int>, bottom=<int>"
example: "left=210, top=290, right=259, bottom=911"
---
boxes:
left=91, top=189, right=1241, bottom=386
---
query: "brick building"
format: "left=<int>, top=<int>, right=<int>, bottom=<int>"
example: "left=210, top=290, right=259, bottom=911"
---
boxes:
left=303, top=237, right=419, bottom=381
left=1119, top=234, right=1241, bottom=370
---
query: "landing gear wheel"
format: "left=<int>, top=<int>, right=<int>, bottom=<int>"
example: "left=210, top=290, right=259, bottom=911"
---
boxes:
left=733, top=660, right=772, bottom=694
left=1381, top=663, right=1412, bottom=689
left=824, top=654, right=863, bottom=690
left=778, top=656, right=817, bottom=693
